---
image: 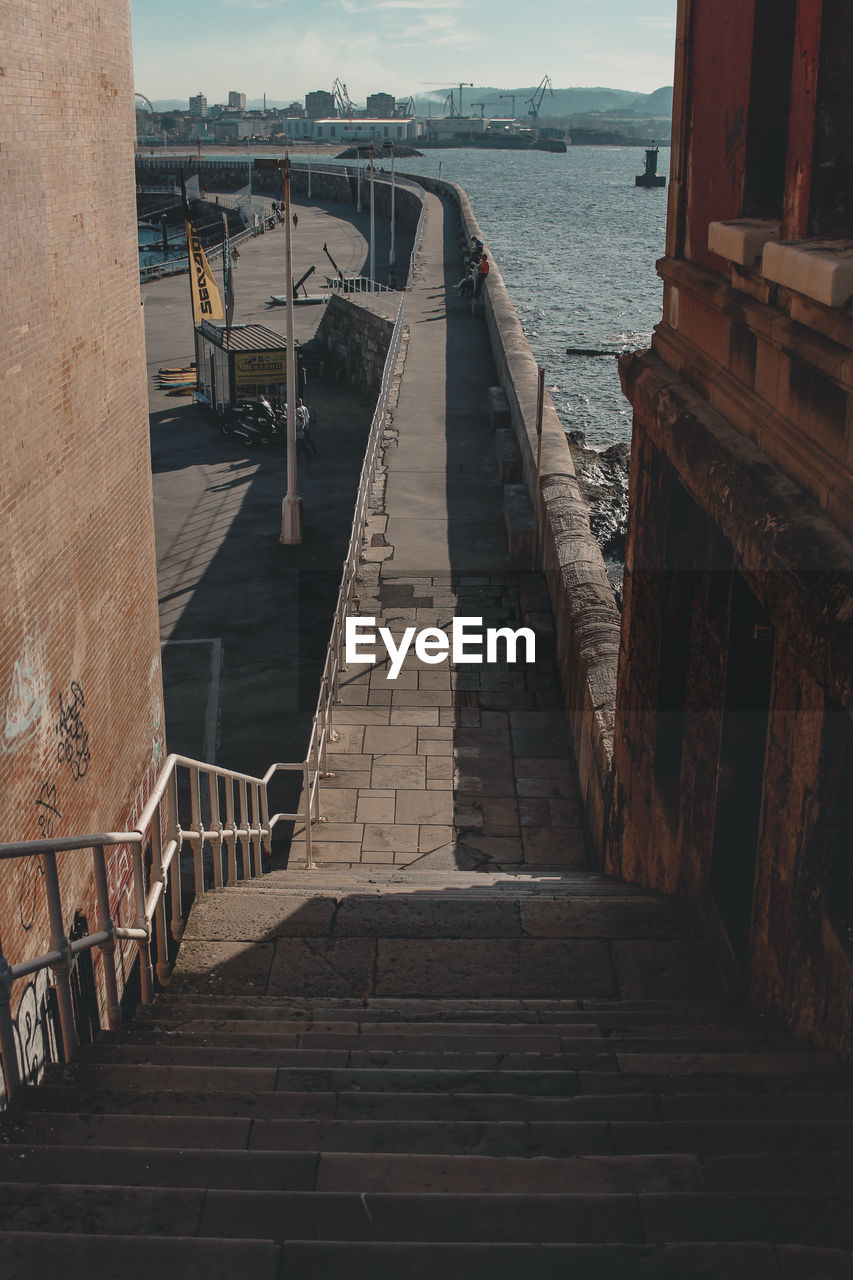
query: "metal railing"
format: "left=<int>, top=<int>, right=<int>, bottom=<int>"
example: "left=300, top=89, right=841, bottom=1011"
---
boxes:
left=325, top=275, right=400, bottom=319
left=0, top=752, right=308, bottom=1100
left=304, top=296, right=405, bottom=829
left=139, top=220, right=261, bottom=282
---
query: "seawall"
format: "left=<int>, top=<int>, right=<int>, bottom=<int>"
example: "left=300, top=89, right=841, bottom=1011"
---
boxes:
left=404, top=175, right=622, bottom=860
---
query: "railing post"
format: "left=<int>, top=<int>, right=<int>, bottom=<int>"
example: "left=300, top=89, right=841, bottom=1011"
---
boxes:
left=260, top=782, right=272, bottom=859
left=0, top=941, right=22, bottom=1099
left=251, top=784, right=263, bottom=877
left=132, top=844, right=155, bottom=1004
left=151, top=809, right=172, bottom=986
left=303, top=761, right=314, bottom=869
left=168, top=767, right=184, bottom=942
left=209, top=772, right=224, bottom=890
left=42, top=851, right=77, bottom=1062
left=91, top=843, right=121, bottom=1030
left=238, top=779, right=251, bottom=878
left=190, top=766, right=205, bottom=895
left=225, top=779, right=238, bottom=884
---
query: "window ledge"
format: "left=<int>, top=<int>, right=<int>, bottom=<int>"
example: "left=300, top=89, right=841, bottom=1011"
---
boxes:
left=708, top=219, right=781, bottom=267
left=763, top=239, right=853, bottom=308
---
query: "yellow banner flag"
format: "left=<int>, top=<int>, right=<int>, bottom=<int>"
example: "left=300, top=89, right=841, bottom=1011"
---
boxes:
left=185, top=220, right=224, bottom=324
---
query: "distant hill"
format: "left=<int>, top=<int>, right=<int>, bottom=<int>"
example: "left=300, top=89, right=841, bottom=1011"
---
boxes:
left=150, top=86, right=673, bottom=118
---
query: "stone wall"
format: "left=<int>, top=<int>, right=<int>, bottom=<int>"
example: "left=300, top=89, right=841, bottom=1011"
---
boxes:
left=410, top=177, right=621, bottom=860
left=315, top=294, right=395, bottom=397
left=1, top=2, right=164, bottom=1093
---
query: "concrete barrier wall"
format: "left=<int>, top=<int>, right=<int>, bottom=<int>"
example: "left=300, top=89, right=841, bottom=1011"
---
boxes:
left=316, top=293, right=395, bottom=398
left=410, top=175, right=621, bottom=860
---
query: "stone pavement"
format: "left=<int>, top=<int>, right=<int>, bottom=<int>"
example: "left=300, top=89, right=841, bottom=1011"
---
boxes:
left=288, top=191, right=586, bottom=872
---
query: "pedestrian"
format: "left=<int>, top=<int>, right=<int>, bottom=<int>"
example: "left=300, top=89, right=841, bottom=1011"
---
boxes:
left=292, top=213, right=298, bottom=229
left=474, top=253, right=490, bottom=298
left=295, top=398, right=318, bottom=460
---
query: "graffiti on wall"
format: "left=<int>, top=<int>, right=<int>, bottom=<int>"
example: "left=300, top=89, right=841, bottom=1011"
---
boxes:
left=0, top=971, right=57, bottom=1111
left=55, top=680, right=90, bottom=780
left=2, top=633, right=49, bottom=754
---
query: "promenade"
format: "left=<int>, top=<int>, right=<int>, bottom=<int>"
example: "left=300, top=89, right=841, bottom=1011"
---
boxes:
left=287, top=189, right=587, bottom=873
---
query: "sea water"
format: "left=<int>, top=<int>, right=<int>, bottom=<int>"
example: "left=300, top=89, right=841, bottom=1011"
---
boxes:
left=400, top=146, right=669, bottom=453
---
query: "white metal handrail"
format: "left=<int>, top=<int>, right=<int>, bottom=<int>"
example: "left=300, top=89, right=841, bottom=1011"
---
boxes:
left=0, top=752, right=308, bottom=1099
left=304, top=296, right=405, bottom=830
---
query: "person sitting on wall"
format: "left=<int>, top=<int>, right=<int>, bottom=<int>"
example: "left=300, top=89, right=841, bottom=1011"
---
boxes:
left=466, top=237, right=484, bottom=267
left=456, top=263, right=476, bottom=298
left=474, top=253, right=490, bottom=298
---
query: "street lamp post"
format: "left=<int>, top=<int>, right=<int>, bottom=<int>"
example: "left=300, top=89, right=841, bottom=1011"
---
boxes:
left=389, top=142, right=396, bottom=269
left=369, top=144, right=375, bottom=291
left=280, top=155, right=302, bottom=545
left=307, top=149, right=312, bottom=199
left=356, top=154, right=362, bottom=213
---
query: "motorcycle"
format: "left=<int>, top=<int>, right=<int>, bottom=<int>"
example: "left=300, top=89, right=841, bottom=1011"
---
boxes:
left=219, top=402, right=282, bottom=448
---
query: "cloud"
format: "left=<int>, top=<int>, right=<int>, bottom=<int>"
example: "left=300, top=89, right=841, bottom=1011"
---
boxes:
left=636, top=15, right=676, bottom=29
left=374, top=0, right=459, bottom=8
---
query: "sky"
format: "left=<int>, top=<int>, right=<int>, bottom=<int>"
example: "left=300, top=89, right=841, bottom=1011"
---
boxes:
left=129, top=0, right=678, bottom=106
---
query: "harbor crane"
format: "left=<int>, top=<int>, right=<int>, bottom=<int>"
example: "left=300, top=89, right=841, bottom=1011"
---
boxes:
left=526, top=75, right=553, bottom=120
left=331, top=78, right=355, bottom=123
left=471, top=102, right=488, bottom=118
left=419, top=81, right=473, bottom=116
left=499, top=93, right=517, bottom=119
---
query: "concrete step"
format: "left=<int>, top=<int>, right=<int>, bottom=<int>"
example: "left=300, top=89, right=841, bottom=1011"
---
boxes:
left=0, top=1233, right=281, bottom=1280
left=21, top=1084, right=851, bottom=1125
left=0, top=1145, right=708, bottom=1193
left=6, top=1113, right=852, bottom=1158
left=181, top=888, right=700, bottom=940
left=3, top=1185, right=853, bottom=1249
left=119, top=1027, right=786, bottom=1055
left=13, top=1234, right=848, bottom=1280
left=78, top=1043, right=625, bottom=1071
left=140, top=995, right=742, bottom=1022
left=50, top=1058, right=849, bottom=1099
left=241, top=1240, right=853, bottom=1280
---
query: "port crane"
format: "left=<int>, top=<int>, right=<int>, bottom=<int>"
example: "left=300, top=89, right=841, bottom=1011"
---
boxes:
left=419, top=81, right=473, bottom=116
left=331, top=78, right=355, bottom=123
left=499, top=93, right=517, bottom=120
left=526, top=75, right=553, bottom=121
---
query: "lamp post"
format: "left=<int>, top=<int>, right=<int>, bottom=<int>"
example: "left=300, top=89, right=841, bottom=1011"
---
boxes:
left=307, top=148, right=312, bottom=199
left=356, top=152, right=362, bottom=213
left=369, top=143, right=375, bottom=291
left=389, top=142, right=396, bottom=269
left=280, top=154, right=302, bottom=545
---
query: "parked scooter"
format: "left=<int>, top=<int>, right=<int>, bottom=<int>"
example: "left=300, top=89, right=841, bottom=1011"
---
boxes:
left=219, top=402, right=282, bottom=448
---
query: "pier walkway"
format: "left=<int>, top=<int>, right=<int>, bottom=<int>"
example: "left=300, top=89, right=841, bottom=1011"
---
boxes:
left=288, top=189, right=584, bottom=873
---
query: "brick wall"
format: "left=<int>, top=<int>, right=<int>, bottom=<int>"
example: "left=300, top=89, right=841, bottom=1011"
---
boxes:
left=613, top=351, right=853, bottom=1055
left=0, top=1, right=164, bottom=1093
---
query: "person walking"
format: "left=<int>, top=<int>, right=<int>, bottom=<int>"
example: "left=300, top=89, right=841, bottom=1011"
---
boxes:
left=295, top=398, right=318, bottom=460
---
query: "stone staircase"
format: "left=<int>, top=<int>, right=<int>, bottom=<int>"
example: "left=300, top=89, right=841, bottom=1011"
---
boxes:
left=1, top=866, right=852, bottom=1278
